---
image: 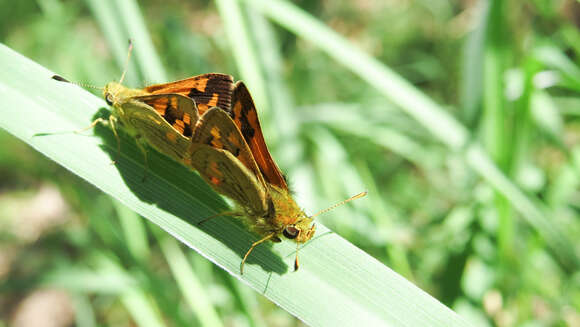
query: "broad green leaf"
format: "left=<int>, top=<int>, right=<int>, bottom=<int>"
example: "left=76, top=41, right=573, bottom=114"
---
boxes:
left=0, top=44, right=470, bottom=326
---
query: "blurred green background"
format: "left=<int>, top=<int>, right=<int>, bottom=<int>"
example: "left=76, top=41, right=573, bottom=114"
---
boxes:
left=1, top=0, right=580, bottom=326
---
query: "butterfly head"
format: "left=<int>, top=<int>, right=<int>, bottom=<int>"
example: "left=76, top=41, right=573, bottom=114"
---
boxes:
left=282, top=215, right=316, bottom=272
left=103, top=82, right=123, bottom=106
left=103, top=82, right=145, bottom=108
left=282, top=217, right=316, bottom=244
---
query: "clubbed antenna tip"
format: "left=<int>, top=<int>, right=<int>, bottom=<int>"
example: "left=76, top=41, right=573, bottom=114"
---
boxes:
left=52, top=75, right=70, bottom=82
left=51, top=74, right=101, bottom=90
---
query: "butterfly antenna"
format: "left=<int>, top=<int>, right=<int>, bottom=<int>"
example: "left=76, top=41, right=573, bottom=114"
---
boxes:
left=51, top=75, right=102, bottom=90
left=118, top=39, right=133, bottom=84
left=311, top=191, right=367, bottom=219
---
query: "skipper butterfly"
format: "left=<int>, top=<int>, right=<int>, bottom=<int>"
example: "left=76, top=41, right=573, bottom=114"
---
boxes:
left=52, top=42, right=233, bottom=169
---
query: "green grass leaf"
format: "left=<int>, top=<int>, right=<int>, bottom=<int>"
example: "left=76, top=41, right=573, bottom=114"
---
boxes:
left=0, top=44, right=471, bottom=326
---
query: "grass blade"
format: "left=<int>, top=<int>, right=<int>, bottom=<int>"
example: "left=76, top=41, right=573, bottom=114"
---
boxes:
left=0, top=44, right=471, bottom=327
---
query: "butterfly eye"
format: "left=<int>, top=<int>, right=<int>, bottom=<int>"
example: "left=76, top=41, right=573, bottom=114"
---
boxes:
left=105, top=93, right=114, bottom=106
left=283, top=226, right=299, bottom=239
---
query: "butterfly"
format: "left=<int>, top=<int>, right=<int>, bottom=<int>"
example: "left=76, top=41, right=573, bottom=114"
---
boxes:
left=186, top=81, right=366, bottom=274
left=53, top=73, right=234, bottom=170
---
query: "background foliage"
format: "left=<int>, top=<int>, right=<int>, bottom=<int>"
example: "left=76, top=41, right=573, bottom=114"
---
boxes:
left=1, top=0, right=580, bottom=326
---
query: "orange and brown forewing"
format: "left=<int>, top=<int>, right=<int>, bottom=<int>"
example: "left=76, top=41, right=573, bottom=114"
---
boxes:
left=228, top=82, right=288, bottom=190
left=132, top=94, right=199, bottom=137
left=144, top=74, right=234, bottom=115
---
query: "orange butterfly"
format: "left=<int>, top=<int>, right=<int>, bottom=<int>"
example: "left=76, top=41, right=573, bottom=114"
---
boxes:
left=53, top=40, right=234, bottom=167
left=54, top=72, right=234, bottom=167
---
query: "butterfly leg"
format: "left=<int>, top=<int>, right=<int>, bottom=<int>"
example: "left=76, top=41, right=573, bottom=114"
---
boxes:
left=240, top=232, right=276, bottom=275
left=74, top=117, right=106, bottom=134
left=134, top=135, right=149, bottom=182
left=106, top=116, right=121, bottom=165
left=105, top=115, right=121, bottom=165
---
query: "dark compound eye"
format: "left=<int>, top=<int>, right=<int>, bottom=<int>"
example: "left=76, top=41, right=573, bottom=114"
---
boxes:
left=105, top=94, right=114, bottom=106
left=283, top=226, right=299, bottom=239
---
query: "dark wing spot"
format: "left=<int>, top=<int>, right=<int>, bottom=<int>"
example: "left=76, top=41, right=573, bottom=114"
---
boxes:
left=163, top=99, right=177, bottom=125
left=188, top=88, right=203, bottom=97
left=238, top=102, right=255, bottom=139
left=230, top=105, right=237, bottom=120
left=235, top=86, right=256, bottom=140
left=183, top=125, right=193, bottom=137
left=240, top=121, right=255, bottom=140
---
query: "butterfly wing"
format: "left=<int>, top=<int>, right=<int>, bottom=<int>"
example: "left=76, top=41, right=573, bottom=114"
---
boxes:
left=144, top=74, right=234, bottom=115
left=192, top=107, right=267, bottom=186
left=189, top=143, right=268, bottom=216
left=132, top=94, right=199, bottom=138
left=121, top=100, right=191, bottom=161
left=228, top=82, right=288, bottom=190
left=190, top=107, right=269, bottom=215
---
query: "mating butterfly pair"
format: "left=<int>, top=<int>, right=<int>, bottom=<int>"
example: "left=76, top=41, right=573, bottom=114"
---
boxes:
left=54, top=71, right=364, bottom=274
